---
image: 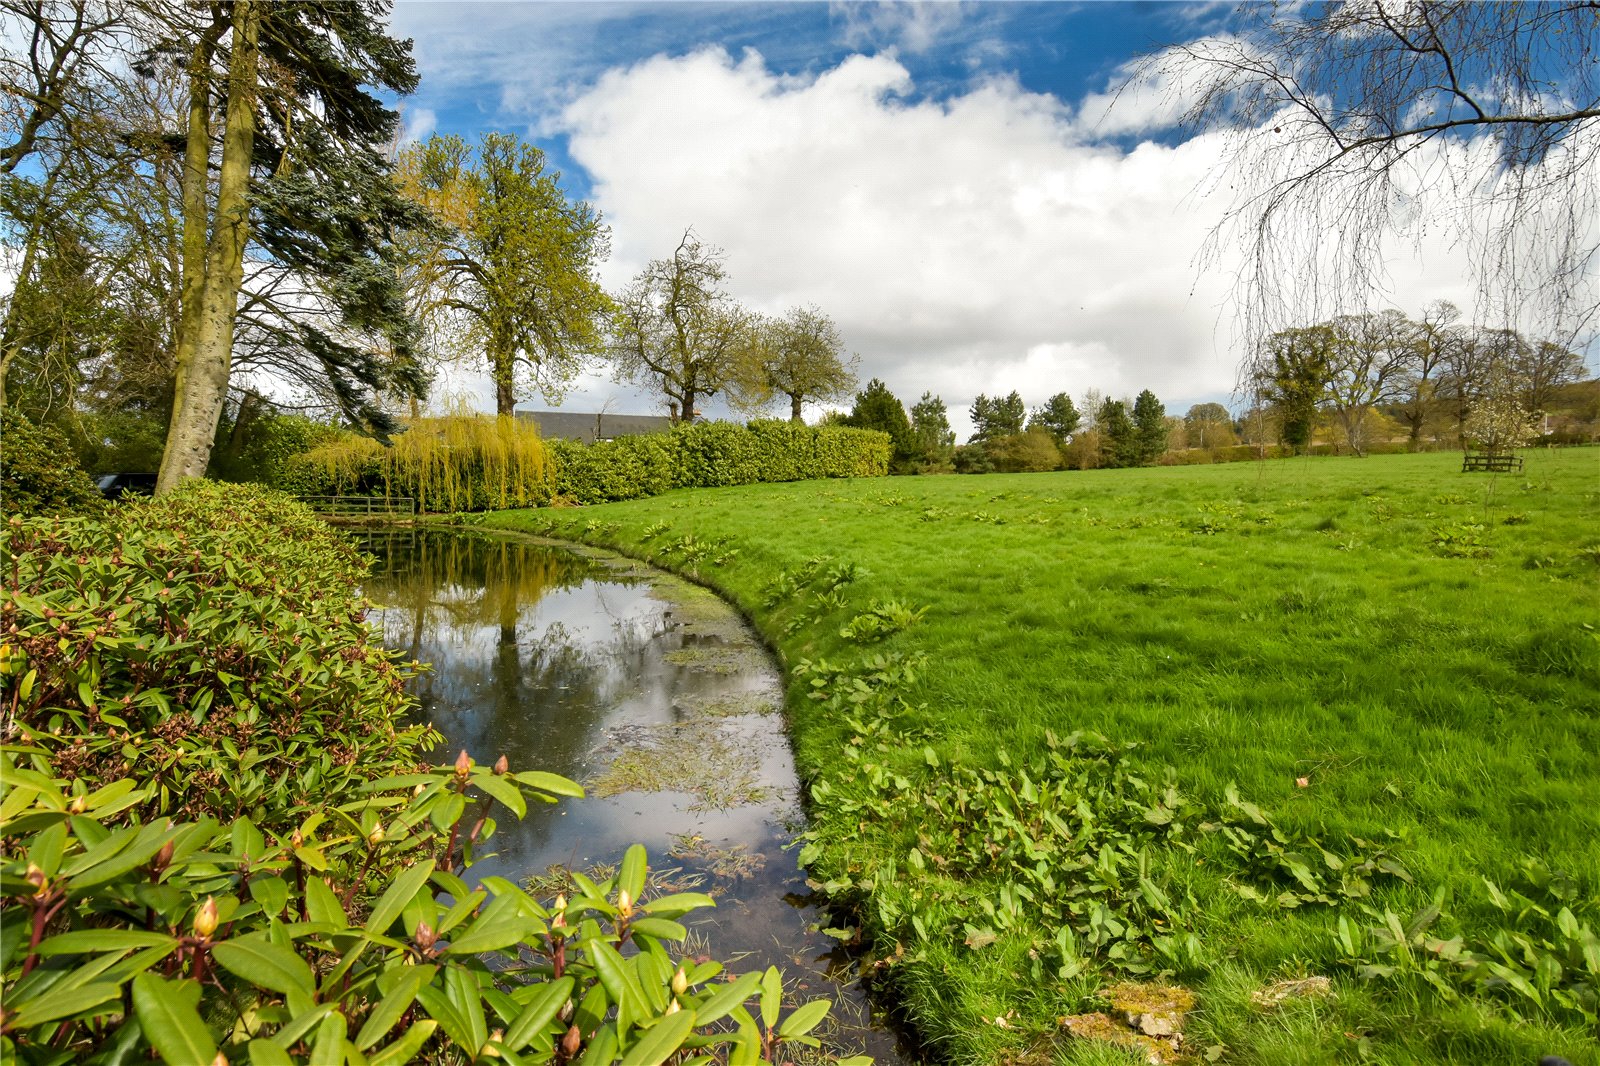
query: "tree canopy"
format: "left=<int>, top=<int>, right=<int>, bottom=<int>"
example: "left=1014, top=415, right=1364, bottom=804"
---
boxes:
left=733, top=304, right=857, bottom=421
left=611, top=230, right=755, bottom=422
left=396, top=132, right=612, bottom=415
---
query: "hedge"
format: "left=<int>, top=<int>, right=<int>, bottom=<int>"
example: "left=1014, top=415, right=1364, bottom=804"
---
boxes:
left=284, top=419, right=892, bottom=510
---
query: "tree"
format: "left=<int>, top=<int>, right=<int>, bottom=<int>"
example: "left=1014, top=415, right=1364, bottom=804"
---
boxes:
left=989, top=429, right=1061, bottom=473
left=1141, top=3, right=1600, bottom=346
left=969, top=390, right=1024, bottom=443
left=397, top=133, right=611, bottom=415
left=1324, top=310, right=1415, bottom=455
left=1096, top=398, right=1136, bottom=468
left=1184, top=402, right=1234, bottom=449
left=1255, top=325, right=1335, bottom=452
left=1028, top=392, right=1080, bottom=444
left=908, top=391, right=955, bottom=469
left=612, top=230, right=755, bottom=422
left=845, top=378, right=912, bottom=464
left=1398, top=301, right=1463, bottom=447
left=1514, top=339, right=1587, bottom=416
left=732, top=304, right=857, bottom=421
left=1131, top=389, right=1167, bottom=464
left=152, top=0, right=428, bottom=494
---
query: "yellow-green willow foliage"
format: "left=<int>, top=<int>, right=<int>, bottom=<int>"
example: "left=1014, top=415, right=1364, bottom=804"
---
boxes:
left=389, top=412, right=553, bottom=512
left=283, top=413, right=554, bottom=512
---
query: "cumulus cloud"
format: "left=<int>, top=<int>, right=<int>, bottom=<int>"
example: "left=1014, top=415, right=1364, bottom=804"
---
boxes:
left=556, top=47, right=1260, bottom=434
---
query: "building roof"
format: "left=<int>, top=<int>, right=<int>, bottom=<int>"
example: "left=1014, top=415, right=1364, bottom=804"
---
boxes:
left=516, top=410, right=673, bottom=445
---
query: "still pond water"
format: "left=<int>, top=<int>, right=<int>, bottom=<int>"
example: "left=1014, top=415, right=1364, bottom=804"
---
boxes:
left=361, top=530, right=910, bottom=1063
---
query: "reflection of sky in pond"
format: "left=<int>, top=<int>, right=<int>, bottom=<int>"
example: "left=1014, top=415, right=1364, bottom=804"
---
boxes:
left=360, top=530, right=912, bottom=1062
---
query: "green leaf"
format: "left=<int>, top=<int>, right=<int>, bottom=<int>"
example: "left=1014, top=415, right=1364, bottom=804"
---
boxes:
left=641, top=892, right=716, bottom=918
left=8, top=980, right=122, bottom=1027
left=778, top=998, right=831, bottom=1038
left=36, top=930, right=178, bottom=956
left=367, top=1020, right=439, bottom=1066
left=511, top=770, right=585, bottom=797
left=628, top=917, right=688, bottom=943
left=304, top=876, right=346, bottom=926
left=249, top=1037, right=296, bottom=1066
left=445, top=914, right=532, bottom=955
left=354, top=964, right=435, bottom=1050
left=625, top=1009, right=696, bottom=1065
left=310, top=1010, right=347, bottom=1065
left=212, top=937, right=316, bottom=998
left=132, top=974, right=217, bottom=1065
left=504, top=976, right=574, bottom=1050
left=693, top=971, right=761, bottom=1026
left=367, top=860, right=435, bottom=936
left=249, top=876, right=291, bottom=919
left=759, top=967, right=782, bottom=1030
left=469, top=772, right=526, bottom=819
left=618, top=843, right=648, bottom=906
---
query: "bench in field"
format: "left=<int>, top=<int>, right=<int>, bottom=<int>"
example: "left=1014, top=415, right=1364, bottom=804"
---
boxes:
left=1461, top=452, right=1523, bottom=473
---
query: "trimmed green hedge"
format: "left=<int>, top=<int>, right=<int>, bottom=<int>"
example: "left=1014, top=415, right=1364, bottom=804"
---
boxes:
left=282, top=419, right=889, bottom=510
left=553, top=421, right=891, bottom=504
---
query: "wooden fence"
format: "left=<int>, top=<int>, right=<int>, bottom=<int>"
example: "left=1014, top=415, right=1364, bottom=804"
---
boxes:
left=296, top=495, right=418, bottom=519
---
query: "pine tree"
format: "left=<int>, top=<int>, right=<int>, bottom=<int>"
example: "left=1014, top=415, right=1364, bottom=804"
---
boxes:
left=1132, top=389, right=1167, bottom=464
left=157, top=0, right=428, bottom=493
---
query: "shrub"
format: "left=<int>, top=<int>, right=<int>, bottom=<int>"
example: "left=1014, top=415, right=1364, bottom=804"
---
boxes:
left=988, top=429, right=1063, bottom=473
left=549, top=434, right=676, bottom=503
left=952, top=442, right=994, bottom=474
left=0, top=482, right=841, bottom=1065
left=551, top=421, right=890, bottom=505
left=1, top=481, right=433, bottom=827
left=0, top=410, right=105, bottom=516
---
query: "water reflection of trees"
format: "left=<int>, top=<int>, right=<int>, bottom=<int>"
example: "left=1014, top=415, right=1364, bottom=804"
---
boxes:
left=358, top=532, right=685, bottom=866
left=364, top=532, right=601, bottom=660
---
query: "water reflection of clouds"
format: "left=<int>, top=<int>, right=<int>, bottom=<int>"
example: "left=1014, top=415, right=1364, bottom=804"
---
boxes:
left=362, top=532, right=906, bottom=1062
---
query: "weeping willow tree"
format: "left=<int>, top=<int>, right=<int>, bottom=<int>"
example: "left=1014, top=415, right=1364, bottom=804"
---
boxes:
left=290, top=412, right=553, bottom=512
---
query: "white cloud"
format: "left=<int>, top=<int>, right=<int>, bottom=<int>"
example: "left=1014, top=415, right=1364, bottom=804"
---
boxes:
left=829, top=1, right=969, bottom=56
left=558, top=47, right=1255, bottom=436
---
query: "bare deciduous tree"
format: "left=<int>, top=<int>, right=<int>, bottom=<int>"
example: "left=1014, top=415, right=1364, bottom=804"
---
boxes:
left=1138, top=2, right=1600, bottom=348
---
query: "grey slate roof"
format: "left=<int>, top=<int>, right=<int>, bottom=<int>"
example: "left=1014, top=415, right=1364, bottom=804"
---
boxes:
left=516, top=410, right=673, bottom=445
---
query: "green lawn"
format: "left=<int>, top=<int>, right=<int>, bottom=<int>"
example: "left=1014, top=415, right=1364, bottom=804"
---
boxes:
left=478, top=450, right=1600, bottom=1065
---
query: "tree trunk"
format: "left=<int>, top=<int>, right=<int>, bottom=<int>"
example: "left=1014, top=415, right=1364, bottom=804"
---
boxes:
left=164, top=25, right=220, bottom=456
left=681, top=388, right=697, bottom=424
left=157, top=0, right=260, bottom=496
left=790, top=392, right=803, bottom=421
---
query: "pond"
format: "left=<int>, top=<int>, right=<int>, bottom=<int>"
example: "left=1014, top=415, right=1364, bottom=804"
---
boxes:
left=361, top=529, right=911, bottom=1063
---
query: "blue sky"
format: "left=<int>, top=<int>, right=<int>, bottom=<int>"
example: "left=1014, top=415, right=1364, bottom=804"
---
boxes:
left=378, top=2, right=1584, bottom=432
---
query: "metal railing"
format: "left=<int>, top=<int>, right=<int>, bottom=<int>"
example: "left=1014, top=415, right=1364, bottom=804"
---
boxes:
left=296, top=495, right=418, bottom=518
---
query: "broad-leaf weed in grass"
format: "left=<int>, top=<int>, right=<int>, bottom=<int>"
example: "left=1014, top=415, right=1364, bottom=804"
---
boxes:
left=477, top=450, right=1600, bottom=1064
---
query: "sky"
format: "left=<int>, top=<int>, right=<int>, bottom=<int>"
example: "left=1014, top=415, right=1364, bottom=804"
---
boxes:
left=381, top=1, right=1588, bottom=438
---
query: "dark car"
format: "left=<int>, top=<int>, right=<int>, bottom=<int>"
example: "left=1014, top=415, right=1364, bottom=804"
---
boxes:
left=96, top=473, right=158, bottom=500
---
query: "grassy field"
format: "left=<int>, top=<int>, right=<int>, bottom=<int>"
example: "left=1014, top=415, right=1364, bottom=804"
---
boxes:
left=477, top=450, right=1599, bottom=1065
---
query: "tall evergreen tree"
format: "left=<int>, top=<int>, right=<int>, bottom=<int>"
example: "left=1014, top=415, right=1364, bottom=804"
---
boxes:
left=847, top=378, right=912, bottom=464
left=1096, top=398, right=1136, bottom=468
left=157, top=0, right=428, bottom=493
left=1028, top=392, right=1080, bottom=444
left=908, top=391, right=955, bottom=467
left=1131, top=389, right=1167, bottom=464
left=968, top=390, right=1024, bottom=442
